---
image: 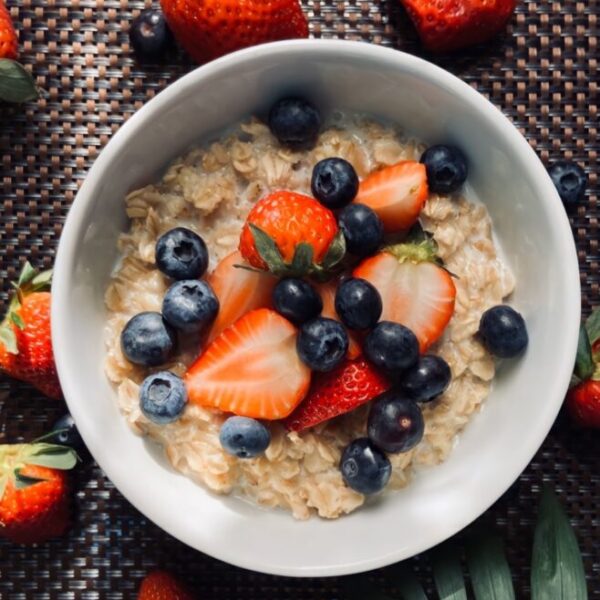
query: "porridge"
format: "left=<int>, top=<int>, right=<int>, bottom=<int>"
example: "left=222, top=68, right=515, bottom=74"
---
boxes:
left=104, top=100, right=522, bottom=520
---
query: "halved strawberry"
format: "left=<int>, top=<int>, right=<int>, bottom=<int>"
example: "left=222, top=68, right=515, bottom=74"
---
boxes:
left=354, top=161, right=428, bottom=233
left=283, top=357, right=390, bottom=432
left=206, top=250, right=276, bottom=342
left=185, top=308, right=311, bottom=420
left=354, top=237, right=456, bottom=352
left=314, top=280, right=362, bottom=359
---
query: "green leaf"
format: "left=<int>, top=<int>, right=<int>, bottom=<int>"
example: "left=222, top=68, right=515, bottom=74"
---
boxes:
left=431, top=544, right=467, bottom=600
left=385, top=562, right=428, bottom=600
left=290, top=243, right=314, bottom=275
left=574, top=324, right=595, bottom=381
left=10, top=312, right=25, bottom=330
left=0, top=324, right=17, bottom=354
left=585, top=309, right=600, bottom=348
left=466, top=534, right=515, bottom=600
left=249, top=224, right=286, bottom=274
left=340, top=575, right=394, bottom=600
left=0, top=60, right=39, bottom=103
left=25, top=443, right=79, bottom=470
left=31, top=269, right=53, bottom=291
left=14, top=468, right=47, bottom=489
left=321, top=230, right=347, bottom=270
left=17, top=261, right=37, bottom=288
left=531, top=487, right=588, bottom=600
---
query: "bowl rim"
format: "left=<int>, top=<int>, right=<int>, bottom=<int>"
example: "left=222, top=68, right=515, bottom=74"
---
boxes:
left=52, top=39, right=581, bottom=577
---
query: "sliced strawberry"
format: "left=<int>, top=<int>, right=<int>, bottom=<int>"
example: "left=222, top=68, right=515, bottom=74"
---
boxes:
left=283, top=357, right=390, bottom=432
left=206, top=251, right=277, bottom=343
left=354, top=245, right=456, bottom=352
left=314, top=280, right=362, bottom=359
left=185, top=308, right=311, bottom=420
left=354, top=161, right=428, bottom=233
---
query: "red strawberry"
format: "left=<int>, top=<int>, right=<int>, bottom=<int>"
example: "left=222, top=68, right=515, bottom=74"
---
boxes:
left=566, top=380, right=600, bottom=429
left=354, top=237, right=456, bottom=352
left=185, top=308, right=311, bottom=420
left=0, top=0, right=18, bottom=60
left=314, top=280, right=362, bottom=360
left=206, top=250, right=276, bottom=343
left=0, top=262, right=61, bottom=399
left=138, top=570, right=195, bottom=600
left=283, top=357, right=390, bottom=432
left=160, top=0, right=308, bottom=64
left=0, top=441, right=77, bottom=544
left=400, top=0, right=516, bottom=53
left=239, top=191, right=344, bottom=278
left=354, top=161, right=428, bottom=233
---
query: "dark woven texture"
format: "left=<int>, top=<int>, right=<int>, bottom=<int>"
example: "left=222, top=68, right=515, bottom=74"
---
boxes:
left=0, top=0, right=598, bottom=597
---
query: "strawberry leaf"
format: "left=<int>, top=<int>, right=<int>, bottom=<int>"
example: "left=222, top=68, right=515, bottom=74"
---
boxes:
left=17, top=261, right=37, bottom=288
left=14, top=468, right=47, bottom=489
left=431, top=544, right=467, bottom=599
left=575, top=324, right=595, bottom=381
left=584, top=308, right=600, bottom=348
left=25, top=444, right=79, bottom=470
left=384, top=562, right=428, bottom=600
left=290, top=243, right=314, bottom=275
left=10, top=312, right=25, bottom=330
left=0, top=60, right=39, bottom=103
left=31, top=268, right=53, bottom=290
left=0, top=325, right=17, bottom=354
left=531, top=487, right=587, bottom=600
left=466, top=534, right=515, bottom=599
left=249, top=224, right=286, bottom=274
left=321, top=231, right=346, bottom=270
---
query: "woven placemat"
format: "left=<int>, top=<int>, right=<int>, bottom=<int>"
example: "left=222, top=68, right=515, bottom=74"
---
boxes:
left=0, top=0, right=598, bottom=597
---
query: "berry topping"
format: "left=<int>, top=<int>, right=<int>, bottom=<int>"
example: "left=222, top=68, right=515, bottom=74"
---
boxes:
left=400, top=354, right=451, bottom=402
left=129, top=9, right=175, bottom=63
left=548, top=161, right=587, bottom=205
left=338, top=203, right=384, bottom=258
left=340, top=438, right=391, bottom=495
left=335, top=277, right=382, bottom=331
left=155, top=227, right=209, bottom=280
left=478, top=305, right=528, bottom=358
left=311, top=157, right=359, bottom=209
left=219, top=416, right=271, bottom=458
left=367, top=391, right=424, bottom=453
left=273, top=278, right=323, bottom=325
left=162, top=279, right=219, bottom=333
left=51, top=414, right=85, bottom=453
left=420, top=145, right=468, bottom=194
left=364, top=321, right=419, bottom=373
left=297, top=317, right=349, bottom=372
left=120, top=312, right=176, bottom=367
left=268, top=97, right=321, bottom=151
left=140, top=371, right=187, bottom=424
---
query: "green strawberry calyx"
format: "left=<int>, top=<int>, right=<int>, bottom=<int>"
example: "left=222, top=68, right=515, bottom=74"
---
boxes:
left=572, top=311, right=600, bottom=387
left=0, top=442, right=78, bottom=501
left=0, top=261, right=52, bottom=355
left=238, top=224, right=346, bottom=281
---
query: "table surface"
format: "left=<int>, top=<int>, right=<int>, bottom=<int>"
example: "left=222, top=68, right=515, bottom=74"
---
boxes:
left=0, top=0, right=598, bottom=597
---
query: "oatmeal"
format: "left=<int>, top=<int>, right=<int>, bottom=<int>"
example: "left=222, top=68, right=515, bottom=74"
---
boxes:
left=105, top=112, right=515, bottom=520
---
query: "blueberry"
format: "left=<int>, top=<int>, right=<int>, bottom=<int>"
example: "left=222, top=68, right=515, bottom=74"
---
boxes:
left=338, top=204, right=384, bottom=258
left=219, top=416, right=271, bottom=459
left=311, top=158, right=359, bottom=209
left=297, top=317, right=349, bottom=372
left=129, top=10, right=174, bottom=63
left=139, top=371, right=187, bottom=424
left=364, top=321, right=419, bottom=373
left=155, top=228, right=209, bottom=280
left=367, top=391, right=424, bottom=454
left=162, top=279, right=219, bottom=333
left=548, top=161, right=587, bottom=205
left=340, top=438, right=391, bottom=495
left=268, top=97, right=321, bottom=150
left=121, top=312, right=176, bottom=367
left=479, top=305, right=528, bottom=358
left=51, top=414, right=85, bottom=452
left=273, top=278, right=323, bottom=325
left=400, top=355, right=451, bottom=402
left=335, top=278, right=382, bottom=331
left=420, top=145, right=468, bottom=194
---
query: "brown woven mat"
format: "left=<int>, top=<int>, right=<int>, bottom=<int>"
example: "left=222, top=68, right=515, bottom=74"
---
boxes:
left=0, top=0, right=598, bottom=597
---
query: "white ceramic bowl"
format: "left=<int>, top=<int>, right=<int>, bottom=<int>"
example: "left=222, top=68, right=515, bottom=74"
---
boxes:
left=52, top=40, right=580, bottom=577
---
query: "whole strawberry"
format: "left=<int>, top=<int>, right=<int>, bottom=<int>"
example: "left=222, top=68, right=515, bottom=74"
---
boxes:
left=0, top=262, right=61, bottom=399
left=239, top=191, right=346, bottom=278
left=0, top=441, right=77, bottom=544
left=400, top=0, right=516, bottom=53
left=138, top=570, right=195, bottom=600
left=0, top=0, right=17, bottom=60
left=160, top=0, right=308, bottom=64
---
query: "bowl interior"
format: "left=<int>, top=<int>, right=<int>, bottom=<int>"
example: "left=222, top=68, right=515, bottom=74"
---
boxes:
left=52, top=40, right=580, bottom=577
